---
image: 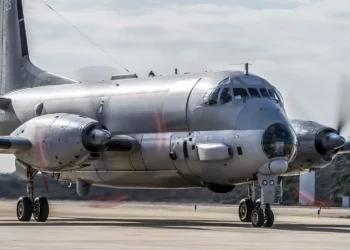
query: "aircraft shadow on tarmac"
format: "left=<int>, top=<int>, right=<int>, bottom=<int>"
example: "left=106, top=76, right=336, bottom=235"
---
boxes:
left=0, top=218, right=349, bottom=233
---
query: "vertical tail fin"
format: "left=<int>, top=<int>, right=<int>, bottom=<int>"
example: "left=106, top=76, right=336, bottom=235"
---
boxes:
left=0, top=0, right=77, bottom=95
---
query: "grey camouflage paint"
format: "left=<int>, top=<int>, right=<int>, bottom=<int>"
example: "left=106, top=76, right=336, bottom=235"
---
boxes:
left=0, top=0, right=339, bottom=190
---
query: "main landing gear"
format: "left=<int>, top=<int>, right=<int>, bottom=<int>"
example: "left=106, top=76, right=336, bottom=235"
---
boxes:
left=238, top=174, right=277, bottom=228
left=16, top=168, right=49, bottom=222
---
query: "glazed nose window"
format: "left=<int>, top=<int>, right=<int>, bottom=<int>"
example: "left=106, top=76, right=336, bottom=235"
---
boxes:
left=262, top=123, right=297, bottom=160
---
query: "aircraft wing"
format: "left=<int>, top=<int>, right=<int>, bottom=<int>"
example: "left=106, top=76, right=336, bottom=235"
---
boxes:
left=0, top=97, right=11, bottom=109
left=0, top=136, right=32, bottom=154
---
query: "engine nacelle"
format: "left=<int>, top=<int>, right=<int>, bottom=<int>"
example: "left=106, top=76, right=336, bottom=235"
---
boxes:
left=288, top=120, right=343, bottom=174
left=11, top=113, right=111, bottom=171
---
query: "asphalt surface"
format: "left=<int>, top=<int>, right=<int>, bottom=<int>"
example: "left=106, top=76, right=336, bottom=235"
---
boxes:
left=0, top=201, right=349, bottom=249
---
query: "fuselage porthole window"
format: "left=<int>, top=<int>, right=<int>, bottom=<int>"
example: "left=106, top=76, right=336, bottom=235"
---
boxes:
left=220, top=88, right=232, bottom=104
left=98, top=101, right=105, bottom=114
left=233, top=88, right=249, bottom=101
left=259, top=88, right=270, bottom=98
left=248, top=88, right=261, bottom=98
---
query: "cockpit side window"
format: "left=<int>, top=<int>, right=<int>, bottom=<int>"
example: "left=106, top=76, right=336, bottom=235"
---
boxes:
left=248, top=88, right=261, bottom=98
left=233, top=88, right=249, bottom=100
left=219, top=77, right=230, bottom=85
left=274, top=88, right=284, bottom=104
left=219, top=88, right=232, bottom=104
left=268, top=88, right=284, bottom=104
left=259, top=88, right=270, bottom=98
left=268, top=89, right=279, bottom=101
left=206, top=88, right=221, bottom=105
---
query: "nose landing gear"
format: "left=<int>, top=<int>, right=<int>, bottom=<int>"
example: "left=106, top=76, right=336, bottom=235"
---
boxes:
left=238, top=174, right=277, bottom=228
left=16, top=168, right=49, bottom=222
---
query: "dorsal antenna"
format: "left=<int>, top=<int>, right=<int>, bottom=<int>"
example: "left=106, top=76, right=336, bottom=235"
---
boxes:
left=230, top=62, right=252, bottom=75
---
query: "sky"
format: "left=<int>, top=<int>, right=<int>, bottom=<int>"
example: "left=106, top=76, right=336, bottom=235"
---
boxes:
left=1, top=0, right=350, bottom=172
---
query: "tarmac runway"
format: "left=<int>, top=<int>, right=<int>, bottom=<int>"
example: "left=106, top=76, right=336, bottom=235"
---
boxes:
left=0, top=200, right=349, bottom=250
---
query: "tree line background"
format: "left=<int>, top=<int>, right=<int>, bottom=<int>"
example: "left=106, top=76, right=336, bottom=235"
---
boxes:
left=0, top=155, right=349, bottom=206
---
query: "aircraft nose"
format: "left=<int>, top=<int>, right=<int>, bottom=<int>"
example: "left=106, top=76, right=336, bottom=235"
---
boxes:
left=235, top=99, right=290, bottom=130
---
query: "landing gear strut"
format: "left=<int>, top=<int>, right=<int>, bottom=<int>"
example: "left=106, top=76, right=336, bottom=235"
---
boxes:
left=238, top=174, right=277, bottom=228
left=16, top=168, right=49, bottom=222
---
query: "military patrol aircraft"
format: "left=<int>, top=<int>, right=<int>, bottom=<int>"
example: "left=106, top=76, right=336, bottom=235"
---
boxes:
left=1, top=0, right=349, bottom=227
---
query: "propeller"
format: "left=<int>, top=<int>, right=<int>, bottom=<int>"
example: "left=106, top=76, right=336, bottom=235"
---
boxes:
left=318, top=74, right=350, bottom=156
left=335, top=74, right=350, bottom=134
left=336, top=74, right=350, bottom=154
left=285, top=74, right=350, bottom=156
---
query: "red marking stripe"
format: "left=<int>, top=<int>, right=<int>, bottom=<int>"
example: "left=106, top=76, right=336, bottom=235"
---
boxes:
left=157, top=112, right=167, bottom=150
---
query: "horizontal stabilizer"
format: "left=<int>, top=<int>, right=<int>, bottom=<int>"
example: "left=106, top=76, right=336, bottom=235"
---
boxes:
left=0, top=136, right=32, bottom=154
left=0, top=98, right=11, bottom=109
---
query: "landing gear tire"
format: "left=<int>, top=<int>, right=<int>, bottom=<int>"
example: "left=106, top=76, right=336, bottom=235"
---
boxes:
left=251, top=208, right=264, bottom=227
left=239, top=198, right=254, bottom=222
left=263, top=208, right=274, bottom=228
left=17, top=168, right=50, bottom=222
left=33, top=197, right=49, bottom=222
left=17, top=197, right=32, bottom=222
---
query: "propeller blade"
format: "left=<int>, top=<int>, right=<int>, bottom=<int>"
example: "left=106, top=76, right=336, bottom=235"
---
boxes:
left=335, top=74, right=350, bottom=134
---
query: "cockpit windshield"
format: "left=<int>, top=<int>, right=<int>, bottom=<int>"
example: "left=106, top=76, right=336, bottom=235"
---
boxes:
left=233, top=88, right=249, bottom=100
left=259, top=88, right=270, bottom=98
left=203, top=76, right=284, bottom=106
left=248, top=88, right=261, bottom=98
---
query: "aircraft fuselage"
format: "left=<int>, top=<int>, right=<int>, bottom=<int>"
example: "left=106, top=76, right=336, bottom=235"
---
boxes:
left=2, top=71, right=296, bottom=188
